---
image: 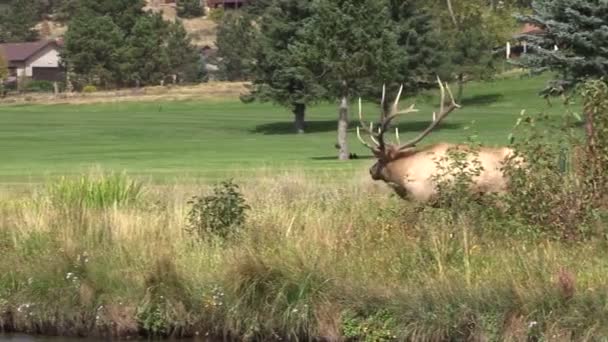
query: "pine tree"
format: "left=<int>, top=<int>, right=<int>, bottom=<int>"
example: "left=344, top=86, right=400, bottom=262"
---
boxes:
left=516, top=0, right=608, bottom=160
left=62, top=14, right=124, bottom=87
left=78, top=0, right=146, bottom=34
left=0, top=0, right=41, bottom=42
left=166, top=20, right=203, bottom=83
left=242, top=0, right=326, bottom=134
left=296, top=0, right=401, bottom=159
left=382, top=0, right=448, bottom=112
left=516, top=0, right=608, bottom=88
left=63, top=0, right=199, bottom=88
left=215, top=11, right=255, bottom=81
left=120, top=13, right=171, bottom=86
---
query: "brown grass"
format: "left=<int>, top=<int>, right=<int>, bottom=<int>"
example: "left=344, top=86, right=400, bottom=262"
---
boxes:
left=0, top=82, right=250, bottom=106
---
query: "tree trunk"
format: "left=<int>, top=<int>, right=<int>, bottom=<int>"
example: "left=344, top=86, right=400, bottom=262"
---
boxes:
left=457, top=73, right=465, bottom=102
left=293, top=103, right=306, bottom=134
left=337, top=96, right=350, bottom=160
left=446, top=0, right=458, bottom=28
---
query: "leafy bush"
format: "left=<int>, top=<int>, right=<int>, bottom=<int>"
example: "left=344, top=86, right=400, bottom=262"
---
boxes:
left=185, top=180, right=250, bottom=240
left=501, top=111, right=593, bottom=240
left=580, top=79, right=608, bottom=206
left=24, top=80, right=54, bottom=93
left=430, top=142, right=485, bottom=211
left=82, top=85, right=97, bottom=93
left=48, top=172, right=144, bottom=209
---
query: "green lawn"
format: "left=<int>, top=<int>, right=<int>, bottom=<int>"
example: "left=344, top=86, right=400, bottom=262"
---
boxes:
left=0, top=74, right=571, bottom=183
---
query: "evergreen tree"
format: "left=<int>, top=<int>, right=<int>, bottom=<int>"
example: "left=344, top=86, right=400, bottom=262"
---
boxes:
left=516, top=0, right=608, bottom=157
left=78, top=0, right=146, bottom=33
left=296, top=0, right=400, bottom=159
left=120, top=13, right=170, bottom=86
left=63, top=1, right=200, bottom=88
left=167, top=20, right=204, bottom=83
left=0, top=0, right=40, bottom=42
left=516, top=0, right=608, bottom=88
left=215, top=11, right=256, bottom=81
left=177, top=0, right=204, bottom=18
left=242, top=0, right=326, bottom=134
left=383, top=0, right=448, bottom=113
left=62, top=14, right=124, bottom=87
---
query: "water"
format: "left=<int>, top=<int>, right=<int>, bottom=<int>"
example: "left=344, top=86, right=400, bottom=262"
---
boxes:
left=0, top=334, right=212, bottom=341
left=0, top=335, right=107, bottom=341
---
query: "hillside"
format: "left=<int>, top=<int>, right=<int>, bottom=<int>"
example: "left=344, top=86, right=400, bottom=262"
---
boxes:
left=35, top=0, right=218, bottom=48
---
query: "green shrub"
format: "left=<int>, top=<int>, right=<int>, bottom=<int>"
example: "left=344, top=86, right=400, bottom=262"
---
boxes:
left=502, top=111, right=593, bottom=240
left=24, top=80, right=54, bottom=93
left=185, top=180, right=250, bottom=240
left=82, top=85, right=97, bottom=93
left=48, top=172, right=144, bottom=209
left=580, top=79, right=608, bottom=205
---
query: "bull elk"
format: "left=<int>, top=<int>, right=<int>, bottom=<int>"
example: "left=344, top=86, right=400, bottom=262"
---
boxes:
left=356, top=77, right=517, bottom=202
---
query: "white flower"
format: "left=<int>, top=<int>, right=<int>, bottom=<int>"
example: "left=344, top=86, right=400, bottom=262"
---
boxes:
left=528, top=321, right=538, bottom=328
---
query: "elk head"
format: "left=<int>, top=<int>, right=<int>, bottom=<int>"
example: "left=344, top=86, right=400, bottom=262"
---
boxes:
left=356, top=77, right=460, bottom=183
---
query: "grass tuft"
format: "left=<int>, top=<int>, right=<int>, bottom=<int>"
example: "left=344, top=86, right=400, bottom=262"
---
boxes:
left=47, top=171, right=144, bottom=209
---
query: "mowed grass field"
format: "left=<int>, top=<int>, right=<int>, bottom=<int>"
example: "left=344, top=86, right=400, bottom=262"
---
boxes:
left=0, top=74, right=569, bottom=183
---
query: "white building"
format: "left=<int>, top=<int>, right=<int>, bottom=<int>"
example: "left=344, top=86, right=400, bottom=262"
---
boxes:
left=0, top=40, right=64, bottom=82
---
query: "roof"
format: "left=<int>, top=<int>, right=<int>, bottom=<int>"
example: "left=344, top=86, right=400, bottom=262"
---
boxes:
left=0, top=40, right=59, bottom=62
left=519, top=23, right=545, bottom=36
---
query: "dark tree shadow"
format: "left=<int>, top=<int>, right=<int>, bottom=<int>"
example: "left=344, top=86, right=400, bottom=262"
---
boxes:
left=460, top=93, right=504, bottom=106
left=310, top=155, right=376, bottom=161
left=252, top=120, right=463, bottom=135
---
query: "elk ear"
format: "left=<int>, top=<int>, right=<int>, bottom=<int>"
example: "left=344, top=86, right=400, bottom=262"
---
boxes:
left=372, top=148, right=384, bottom=159
left=384, top=145, right=414, bottom=161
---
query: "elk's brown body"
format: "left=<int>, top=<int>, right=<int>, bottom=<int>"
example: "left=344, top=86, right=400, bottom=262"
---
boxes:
left=369, top=143, right=516, bottom=201
left=357, top=78, right=515, bottom=202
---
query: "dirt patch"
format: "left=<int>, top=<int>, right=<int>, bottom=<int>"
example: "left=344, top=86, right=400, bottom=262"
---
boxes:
left=0, top=82, right=251, bottom=106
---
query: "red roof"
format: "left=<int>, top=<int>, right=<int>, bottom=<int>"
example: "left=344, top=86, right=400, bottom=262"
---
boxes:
left=0, top=40, right=59, bottom=62
left=520, top=23, right=545, bottom=35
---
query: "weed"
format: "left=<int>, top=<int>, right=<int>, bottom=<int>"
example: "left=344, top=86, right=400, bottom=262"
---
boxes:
left=185, top=180, right=250, bottom=240
left=48, top=171, right=143, bottom=209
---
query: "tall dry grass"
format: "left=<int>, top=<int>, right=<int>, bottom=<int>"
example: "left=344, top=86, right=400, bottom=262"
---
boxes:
left=1, top=170, right=608, bottom=340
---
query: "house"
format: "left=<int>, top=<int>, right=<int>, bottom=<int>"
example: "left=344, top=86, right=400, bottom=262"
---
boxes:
left=506, top=23, right=549, bottom=59
left=206, top=0, right=250, bottom=9
left=0, top=40, right=64, bottom=83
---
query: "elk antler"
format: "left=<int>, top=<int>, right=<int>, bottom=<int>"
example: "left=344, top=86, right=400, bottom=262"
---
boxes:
left=395, top=76, right=460, bottom=150
left=356, top=77, right=459, bottom=152
left=356, top=84, right=418, bottom=151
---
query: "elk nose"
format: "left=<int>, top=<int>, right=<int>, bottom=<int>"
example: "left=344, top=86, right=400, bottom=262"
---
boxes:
left=369, top=164, right=381, bottom=180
